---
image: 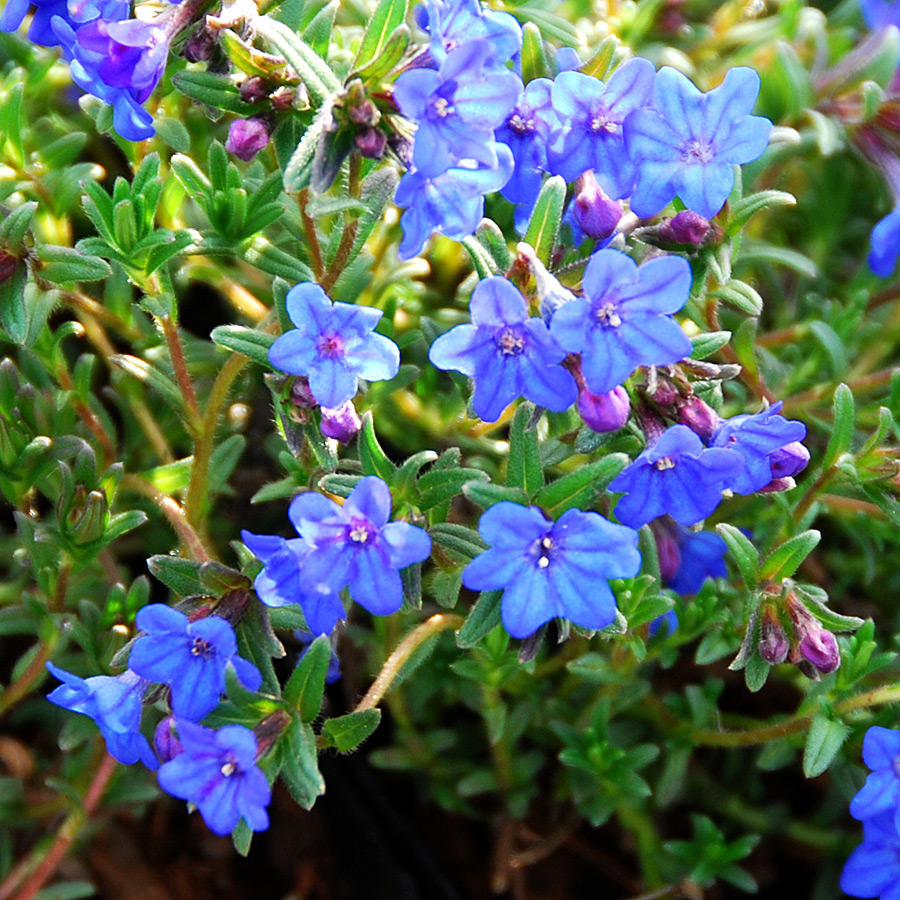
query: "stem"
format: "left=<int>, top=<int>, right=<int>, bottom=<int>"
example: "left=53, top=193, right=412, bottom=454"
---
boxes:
left=320, top=155, right=362, bottom=294
left=299, top=189, right=325, bottom=281
left=54, top=363, right=116, bottom=464
left=0, top=632, right=59, bottom=718
left=160, top=315, right=202, bottom=430
left=0, top=752, right=117, bottom=900
left=121, top=473, right=210, bottom=561
left=355, top=613, right=463, bottom=712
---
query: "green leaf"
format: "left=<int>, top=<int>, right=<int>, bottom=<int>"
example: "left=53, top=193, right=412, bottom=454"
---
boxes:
left=358, top=411, right=397, bottom=483
left=760, top=530, right=821, bottom=581
left=280, top=718, right=325, bottom=809
left=710, top=279, right=763, bottom=316
left=523, top=175, right=566, bottom=265
left=283, top=635, right=331, bottom=721
left=456, top=590, right=502, bottom=648
left=430, top=522, right=487, bottom=563
left=417, top=467, right=488, bottom=511
left=352, top=24, right=410, bottom=85
left=726, top=190, right=796, bottom=235
left=147, top=555, right=206, bottom=597
left=0, top=82, right=25, bottom=167
left=243, top=235, right=315, bottom=282
left=302, top=0, right=338, bottom=58
left=463, top=235, right=499, bottom=278
left=462, top=480, right=529, bottom=510
left=690, top=330, right=731, bottom=359
left=37, top=245, right=112, bottom=284
left=232, top=819, right=253, bottom=856
left=103, top=510, right=148, bottom=543
left=0, top=268, right=28, bottom=344
left=823, top=383, right=855, bottom=471
left=507, top=402, right=544, bottom=495
left=475, top=219, right=512, bottom=271
left=352, top=0, right=408, bottom=73
left=744, top=651, right=770, bottom=693
left=803, top=713, right=849, bottom=778
left=715, top=524, right=759, bottom=591
left=0, top=201, right=37, bottom=251
left=109, top=355, right=186, bottom=413
left=322, top=708, right=382, bottom=752
left=211, top=325, right=276, bottom=368
left=520, top=21, right=550, bottom=82
left=172, top=70, right=265, bottom=115
left=534, top=453, right=629, bottom=517
left=170, top=153, right=212, bottom=198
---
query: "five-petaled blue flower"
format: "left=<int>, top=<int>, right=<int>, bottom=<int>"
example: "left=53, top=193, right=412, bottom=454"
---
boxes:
left=417, top=0, right=522, bottom=68
left=609, top=424, right=743, bottom=528
left=549, top=248, right=693, bottom=395
left=429, top=275, right=577, bottom=422
left=842, top=812, right=900, bottom=900
left=268, top=282, right=400, bottom=409
left=849, top=726, right=900, bottom=829
left=667, top=528, right=728, bottom=595
left=462, top=502, right=641, bottom=639
left=547, top=58, right=656, bottom=199
left=394, top=39, right=522, bottom=177
left=396, top=145, right=514, bottom=259
left=46, top=663, right=158, bottom=769
left=710, top=402, right=807, bottom=495
left=242, top=477, right=432, bottom=635
left=157, top=720, right=271, bottom=837
left=625, top=66, right=773, bottom=219
left=128, top=604, right=262, bottom=722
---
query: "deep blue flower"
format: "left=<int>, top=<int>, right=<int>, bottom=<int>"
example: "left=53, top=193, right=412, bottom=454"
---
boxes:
left=861, top=0, right=900, bottom=29
left=608, top=424, right=743, bottom=528
left=242, top=477, right=432, bottom=635
left=462, top=502, right=641, bottom=639
left=546, top=58, right=656, bottom=198
left=869, top=208, right=900, bottom=276
left=395, top=39, right=522, bottom=178
left=396, top=144, right=514, bottom=259
left=1, top=0, right=123, bottom=44
left=268, top=282, right=400, bottom=409
left=495, top=78, right=557, bottom=207
left=157, top=720, right=271, bottom=836
left=625, top=66, right=773, bottom=219
left=842, top=812, right=900, bottom=900
left=418, top=0, right=522, bottom=68
left=849, top=726, right=900, bottom=827
left=46, top=663, right=158, bottom=769
left=710, top=402, right=807, bottom=495
left=128, top=604, right=262, bottom=722
left=549, top=248, right=693, bottom=395
left=667, top=529, right=728, bottom=594
left=428, top=275, right=577, bottom=422
left=555, top=46, right=581, bottom=73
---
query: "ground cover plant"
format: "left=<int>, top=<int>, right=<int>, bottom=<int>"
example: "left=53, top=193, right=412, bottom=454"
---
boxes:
left=2, top=0, right=900, bottom=897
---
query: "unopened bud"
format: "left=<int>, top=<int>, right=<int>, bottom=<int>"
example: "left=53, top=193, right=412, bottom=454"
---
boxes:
left=654, top=524, right=681, bottom=583
left=271, top=85, right=299, bottom=110
left=320, top=401, right=362, bottom=443
left=572, top=172, right=623, bottom=241
left=239, top=76, right=269, bottom=104
left=678, top=395, right=720, bottom=441
left=154, top=716, right=183, bottom=763
left=355, top=126, right=387, bottom=159
left=758, top=608, right=789, bottom=664
left=66, top=489, right=108, bottom=545
left=225, top=118, right=269, bottom=161
left=758, top=476, right=796, bottom=493
left=769, top=440, right=810, bottom=479
left=658, top=210, right=712, bottom=245
left=799, top=628, right=841, bottom=674
left=290, top=376, right=317, bottom=410
left=183, top=24, right=215, bottom=62
left=577, top=384, right=630, bottom=433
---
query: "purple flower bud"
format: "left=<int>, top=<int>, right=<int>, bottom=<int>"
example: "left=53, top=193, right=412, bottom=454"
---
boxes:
left=290, top=376, right=317, bottom=409
left=225, top=118, right=269, bottom=161
left=799, top=628, right=841, bottom=674
left=769, top=440, right=810, bottom=479
left=271, top=85, right=299, bottom=110
left=678, top=395, right=720, bottom=441
left=654, top=524, right=681, bottom=582
left=320, top=401, right=362, bottom=443
left=239, top=76, right=269, bottom=104
left=658, top=210, right=712, bottom=245
left=577, top=384, right=630, bottom=433
left=758, top=609, right=789, bottom=664
left=758, top=476, right=796, bottom=493
left=572, top=172, right=623, bottom=241
left=356, top=127, right=387, bottom=159
left=154, top=716, right=183, bottom=763
left=183, top=25, right=215, bottom=63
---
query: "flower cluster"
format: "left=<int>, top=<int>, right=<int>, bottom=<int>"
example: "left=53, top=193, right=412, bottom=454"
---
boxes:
left=47, top=604, right=270, bottom=836
left=842, top=727, right=900, bottom=899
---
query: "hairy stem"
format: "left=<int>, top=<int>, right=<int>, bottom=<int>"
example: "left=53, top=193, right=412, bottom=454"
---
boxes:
left=160, top=315, right=201, bottom=431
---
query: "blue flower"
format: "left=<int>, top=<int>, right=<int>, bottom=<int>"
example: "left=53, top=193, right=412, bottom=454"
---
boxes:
left=849, top=726, right=900, bottom=827
left=418, top=0, right=522, bottom=68
left=608, top=424, right=743, bottom=528
left=52, top=14, right=170, bottom=141
left=842, top=812, right=900, bottom=900
left=495, top=78, right=557, bottom=207
left=395, top=39, right=522, bottom=177
left=428, top=275, right=577, bottom=422
left=869, top=208, right=900, bottom=276
left=667, top=529, right=728, bottom=594
left=46, top=663, right=158, bottom=769
left=268, top=282, right=400, bottom=409
left=625, top=66, right=773, bottom=219
left=710, top=402, right=807, bottom=495
left=395, top=145, right=514, bottom=259
left=546, top=58, right=656, bottom=198
left=549, top=248, right=693, bottom=395
left=242, top=477, right=432, bottom=635
left=462, top=502, right=641, bottom=639
left=127, top=604, right=262, bottom=722
left=861, top=0, right=900, bottom=29
left=157, top=720, right=271, bottom=837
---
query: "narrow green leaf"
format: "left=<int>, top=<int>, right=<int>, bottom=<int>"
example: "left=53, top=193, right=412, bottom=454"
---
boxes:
left=352, top=0, right=408, bottom=73
left=280, top=718, right=325, bottom=809
left=462, top=481, right=529, bottom=510
left=302, top=0, right=338, bottom=58
left=211, top=325, right=276, bottom=368
left=456, top=590, right=502, bottom=648
left=803, top=713, right=849, bottom=778
left=37, top=245, right=112, bottom=284
left=358, top=410, right=397, bottom=483
left=726, top=190, right=796, bottom=235
left=475, top=219, right=512, bottom=272
left=534, top=453, right=629, bottom=517
left=463, top=235, right=499, bottom=278
left=322, top=708, right=382, bottom=752
left=430, top=522, right=487, bottom=563
left=520, top=22, right=550, bottom=82
left=507, top=402, right=544, bottom=495
left=284, top=635, right=331, bottom=721
left=823, top=383, right=855, bottom=471
left=711, top=279, right=764, bottom=316
left=523, top=175, right=566, bottom=265
left=147, top=555, right=206, bottom=597
left=109, top=355, right=185, bottom=412
left=744, top=651, right=770, bottom=693
left=172, top=70, right=265, bottom=115
left=352, top=24, right=410, bottom=85
left=715, top=524, right=759, bottom=591
left=103, top=510, right=148, bottom=543
left=690, top=330, right=732, bottom=360
left=0, top=269, right=28, bottom=344
left=417, top=467, right=488, bottom=510
left=0, top=201, right=36, bottom=251
left=232, top=820, right=253, bottom=856
left=243, top=235, right=315, bottom=282
left=170, top=153, right=211, bottom=198
left=760, top=530, right=821, bottom=581
left=0, top=82, right=25, bottom=167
